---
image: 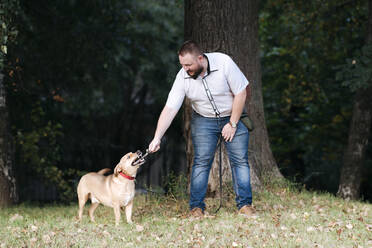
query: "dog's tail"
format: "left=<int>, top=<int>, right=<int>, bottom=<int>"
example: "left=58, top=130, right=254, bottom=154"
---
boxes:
left=97, top=168, right=111, bottom=175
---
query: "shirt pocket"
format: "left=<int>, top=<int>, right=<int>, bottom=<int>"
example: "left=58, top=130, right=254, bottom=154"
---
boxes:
left=185, top=80, right=207, bottom=102
left=207, top=75, right=231, bottom=96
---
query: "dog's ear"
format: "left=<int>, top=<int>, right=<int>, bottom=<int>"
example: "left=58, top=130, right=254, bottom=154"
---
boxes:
left=114, top=154, right=129, bottom=176
left=114, top=164, right=121, bottom=176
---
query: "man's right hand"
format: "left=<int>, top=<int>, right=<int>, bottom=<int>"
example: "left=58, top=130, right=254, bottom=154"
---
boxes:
left=148, top=138, right=161, bottom=153
left=148, top=105, right=178, bottom=154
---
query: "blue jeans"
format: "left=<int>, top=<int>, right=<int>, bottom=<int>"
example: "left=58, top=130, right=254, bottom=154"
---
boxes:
left=189, top=112, right=253, bottom=211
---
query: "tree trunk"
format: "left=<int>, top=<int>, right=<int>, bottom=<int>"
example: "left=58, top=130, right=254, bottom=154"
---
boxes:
left=337, top=0, right=372, bottom=200
left=0, top=74, right=18, bottom=206
left=184, top=0, right=283, bottom=195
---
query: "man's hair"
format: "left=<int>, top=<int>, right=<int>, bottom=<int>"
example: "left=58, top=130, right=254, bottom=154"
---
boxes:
left=178, top=40, right=203, bottom=56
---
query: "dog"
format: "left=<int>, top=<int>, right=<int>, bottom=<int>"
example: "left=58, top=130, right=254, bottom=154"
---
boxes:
left=77, top=150, right=145, bottom=225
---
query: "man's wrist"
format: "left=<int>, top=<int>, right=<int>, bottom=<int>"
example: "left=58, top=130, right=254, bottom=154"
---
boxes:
left=229, top=120, right=237, bottom=128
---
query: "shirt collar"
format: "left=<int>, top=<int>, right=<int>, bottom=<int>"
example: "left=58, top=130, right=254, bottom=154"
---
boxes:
left=184, top=53, right=218, bottom=79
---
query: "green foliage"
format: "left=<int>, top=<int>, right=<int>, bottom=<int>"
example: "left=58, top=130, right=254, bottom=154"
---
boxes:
left=6, top=0, right=371, bottom=203
left=336, top=44, right=372, bottom=92
left=5, top=0, right=183, bottom=202
left=163, top=172, right=188, bottom=199
left=14, top=102, right=78, bottom=202
left=0, top=0, right=20, bottom=70
left=260, top=0, right=370, bottom=194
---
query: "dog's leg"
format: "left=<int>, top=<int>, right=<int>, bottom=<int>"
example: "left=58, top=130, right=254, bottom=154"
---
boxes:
left=125, top=200, right=133, bottom=224
left=88, top=203, right=99, bottom=222
left=113, top=203, right=121, bottom=226
left=78, top=193, right=89, bottom=221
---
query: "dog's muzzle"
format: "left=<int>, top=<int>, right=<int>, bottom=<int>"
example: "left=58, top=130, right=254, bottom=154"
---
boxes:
left=132, top=149, right=148, bottom=166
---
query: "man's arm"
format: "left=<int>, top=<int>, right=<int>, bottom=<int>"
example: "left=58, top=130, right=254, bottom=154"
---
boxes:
left=222, top=88, right=246, bottom=142
left=245, top=83, right=252, bottom=104
left=229, top=88, right=247, bottom=125
left=148, top=105, right=178, bottom=153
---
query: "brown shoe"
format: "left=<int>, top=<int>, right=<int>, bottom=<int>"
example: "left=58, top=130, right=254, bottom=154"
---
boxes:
left=239, top=205, right=256, bottom=216
left=190, top=207, right=204, bottom=218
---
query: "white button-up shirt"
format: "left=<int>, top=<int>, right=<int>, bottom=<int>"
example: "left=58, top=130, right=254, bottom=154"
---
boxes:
left=165, top=52, right=249, bottom=117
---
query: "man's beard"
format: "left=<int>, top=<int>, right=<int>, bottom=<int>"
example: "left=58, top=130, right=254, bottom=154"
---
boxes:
left=187, top=66, right=203, bottom=80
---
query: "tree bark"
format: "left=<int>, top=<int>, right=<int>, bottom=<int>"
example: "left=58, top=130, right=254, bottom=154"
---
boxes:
left=0, top=74, right=18, bottom=206
left=184, top=0, right=283, bottom=195
left=337, top=0, right=372, bottom=200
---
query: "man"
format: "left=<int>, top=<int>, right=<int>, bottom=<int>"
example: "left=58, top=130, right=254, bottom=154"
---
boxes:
left=148, top=40, right=254, bottom=217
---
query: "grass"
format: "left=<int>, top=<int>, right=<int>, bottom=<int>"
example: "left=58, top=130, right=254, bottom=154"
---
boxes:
left=0, top=181, right=371, bottom=248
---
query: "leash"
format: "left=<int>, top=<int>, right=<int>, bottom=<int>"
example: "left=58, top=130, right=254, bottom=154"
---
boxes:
left=201, top=76, right=223, bottom=213
left=215, top=133, right=223, bottom=213
left=133, top=149, right=165, bottom=195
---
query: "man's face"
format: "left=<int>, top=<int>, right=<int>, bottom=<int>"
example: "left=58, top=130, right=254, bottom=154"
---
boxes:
left=179, top=53, right=203, bottom=79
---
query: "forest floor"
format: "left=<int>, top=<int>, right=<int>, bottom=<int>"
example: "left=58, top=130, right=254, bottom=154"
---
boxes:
left=0, top=180, right=371, bottom=247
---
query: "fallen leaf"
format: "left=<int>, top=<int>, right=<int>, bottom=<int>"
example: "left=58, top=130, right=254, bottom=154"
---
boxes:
left=42, top=235, right=51, bottom=244
left=30, top=225, right=38, bottom=232
left=328, top=221, right=337, bottom=228
left=193, top=224, right=200, bottom=231
left=307, top=226, right=315, bottom=232
left=136, top=225, right=144, bottom=232
left=345, top=223, right=353, bottom=229
left=303, top=212, right=310, bottom=218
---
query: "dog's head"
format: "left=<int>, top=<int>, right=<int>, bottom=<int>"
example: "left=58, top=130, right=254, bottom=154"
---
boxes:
left=114, top=150, right=145, bottom=178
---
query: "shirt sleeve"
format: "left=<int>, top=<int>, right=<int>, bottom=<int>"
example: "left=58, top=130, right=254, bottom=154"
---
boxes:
left=224, top=55, right=249, bottom=95
left=165, top=70, right=186, bottom=112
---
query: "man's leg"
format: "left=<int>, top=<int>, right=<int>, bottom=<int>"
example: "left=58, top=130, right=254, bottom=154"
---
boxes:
left=189, top=113, right=219, bottom=211
left=225, top=120, right=253, bottom=210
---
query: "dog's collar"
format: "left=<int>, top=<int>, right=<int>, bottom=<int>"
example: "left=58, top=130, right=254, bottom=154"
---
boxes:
left=119, top=171, right=135, bottom=180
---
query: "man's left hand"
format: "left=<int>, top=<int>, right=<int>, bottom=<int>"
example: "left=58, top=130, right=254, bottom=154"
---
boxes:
left=222, top=123, right=237, bottom=142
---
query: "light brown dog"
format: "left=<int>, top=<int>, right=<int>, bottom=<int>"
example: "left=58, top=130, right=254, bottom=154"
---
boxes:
left=77, top=151, right=145, bottom=225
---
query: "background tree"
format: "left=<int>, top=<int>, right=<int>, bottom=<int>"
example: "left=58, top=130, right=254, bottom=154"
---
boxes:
left=0, top=0, right=19, bottom=206
left=337, top=0, right=372, bottom=200
left=184, top=0, right=283, bottom=195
